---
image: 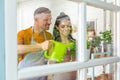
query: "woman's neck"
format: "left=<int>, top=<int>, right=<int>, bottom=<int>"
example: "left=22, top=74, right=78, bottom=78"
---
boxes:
left=60, top=34, right=69, bottom=44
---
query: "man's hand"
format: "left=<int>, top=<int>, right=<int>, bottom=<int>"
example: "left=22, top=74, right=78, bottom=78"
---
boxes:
left=18, top=40, right=53, bottom=54
left=37, top=40, right=53, bottom=51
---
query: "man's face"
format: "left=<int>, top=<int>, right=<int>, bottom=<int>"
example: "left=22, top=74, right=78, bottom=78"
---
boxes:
left=35, top=13, right=52, bottom=31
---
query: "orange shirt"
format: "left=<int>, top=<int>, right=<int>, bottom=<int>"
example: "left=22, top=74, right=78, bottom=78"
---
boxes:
left=17, top=27, right=52, bottom=62
left=18, top=27, right=52, bottom=44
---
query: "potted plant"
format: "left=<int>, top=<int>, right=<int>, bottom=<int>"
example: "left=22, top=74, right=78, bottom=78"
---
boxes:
left=100, top=30, right=112, bottom=44
left=88, top=36, right=102, bottom=58
left=86, top=40, right=91, bottom=59
left=92, top=36, right=101, bottom=47
left=100, top=30, right=112, bottom=53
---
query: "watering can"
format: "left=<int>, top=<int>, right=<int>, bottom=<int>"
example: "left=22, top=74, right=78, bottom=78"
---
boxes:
left=44, top=40, right=74, bottom=62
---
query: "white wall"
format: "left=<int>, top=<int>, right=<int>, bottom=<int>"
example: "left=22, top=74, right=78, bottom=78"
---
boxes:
left=17, top=0, right=115, bottom=35
left=17, top=0, right=78, bottom=34
left=87, top=6, right=104, bottom=35
left=17, top=0, right=51, bottom=32
left=49, top=0, right=78, bottom=33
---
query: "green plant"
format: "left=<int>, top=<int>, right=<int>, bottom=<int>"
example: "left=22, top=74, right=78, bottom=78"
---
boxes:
left=87, top=40, right=91, bottom=49
left=92, top=36, right=101, bottom=47
left=87, top=36, right=101, bottom=49
left=100, top=30, right=112, bottom=44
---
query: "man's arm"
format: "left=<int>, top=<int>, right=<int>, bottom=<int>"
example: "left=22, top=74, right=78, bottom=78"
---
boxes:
left=18, top=40, right=50, bottom=54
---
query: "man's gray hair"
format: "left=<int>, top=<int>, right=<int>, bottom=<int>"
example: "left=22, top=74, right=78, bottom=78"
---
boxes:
left=34, top=7, right=51, bottom=18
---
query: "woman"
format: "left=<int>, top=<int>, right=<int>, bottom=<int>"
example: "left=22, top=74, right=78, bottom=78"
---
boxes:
left=49, top=12, right=76, bottom=80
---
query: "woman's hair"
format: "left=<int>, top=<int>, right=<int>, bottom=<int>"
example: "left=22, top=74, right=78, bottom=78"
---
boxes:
left=53, top=12, right=75, bottom=42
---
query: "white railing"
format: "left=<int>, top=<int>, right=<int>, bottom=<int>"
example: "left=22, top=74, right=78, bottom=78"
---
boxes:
left=18, top=56, right=120, bottom=79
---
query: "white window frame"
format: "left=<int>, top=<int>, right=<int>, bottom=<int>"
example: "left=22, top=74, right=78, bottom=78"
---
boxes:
left=5, top=0, right=17, bottom=80
left=5, top=0, right=120, bottom=80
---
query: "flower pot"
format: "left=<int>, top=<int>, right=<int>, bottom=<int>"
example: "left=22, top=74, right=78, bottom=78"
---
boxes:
left=87, top=49, right=90, bottom=60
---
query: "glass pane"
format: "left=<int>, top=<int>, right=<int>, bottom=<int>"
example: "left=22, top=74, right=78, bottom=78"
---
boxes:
left=17, top=0, right=118, bottom=80
left=48, top=70, right=77, bottom=80
left=17, top=0, right=78, bottom=79
left=87, top=6, right=115, bottom=60
left=87, top=63, right=115, bottom=80
left=86, top=5, right=116, bottom=80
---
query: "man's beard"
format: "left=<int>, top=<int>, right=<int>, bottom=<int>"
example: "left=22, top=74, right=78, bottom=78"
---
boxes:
left=45, top=25, right=50, bottom=30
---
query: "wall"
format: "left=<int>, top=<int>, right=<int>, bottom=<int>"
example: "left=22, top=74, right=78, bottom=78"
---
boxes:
left=17, top=0, right=78, bottom=33
left=49, top=0, right=78, bottom=33
left=17, top=0, right=115, bottom=35
left=87, top=6, right=104, bottom=35
left=17, top=0, right=51, bottom=32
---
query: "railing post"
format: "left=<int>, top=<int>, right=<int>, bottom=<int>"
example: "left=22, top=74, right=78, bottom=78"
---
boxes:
left=91, top=54, right=95, bottom=80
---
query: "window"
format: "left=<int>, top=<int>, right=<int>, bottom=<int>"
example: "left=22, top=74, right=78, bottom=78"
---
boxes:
left=5, top=0, right=120, bottom=80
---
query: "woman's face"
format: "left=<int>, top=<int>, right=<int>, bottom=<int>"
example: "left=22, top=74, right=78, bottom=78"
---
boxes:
left=57, top=19, right=71, bottom=37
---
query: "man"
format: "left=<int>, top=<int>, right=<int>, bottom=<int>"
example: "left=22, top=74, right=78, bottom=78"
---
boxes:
left=17, top=7, right=52, bottom=80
